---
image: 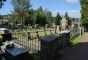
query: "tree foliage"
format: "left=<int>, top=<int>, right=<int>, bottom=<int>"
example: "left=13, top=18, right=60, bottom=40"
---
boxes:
left=65, top=12, right=71, bottom=25
left=0, top=15, right=4, bottom=19
left=0, top=0, right=6, bottom=8
left=45, top=10, right=53, bottom=25
left=80, top=0, right=88, bottom=26
left=11, top=0, right=31, bottom=25
left=55, top=12, right=62, bottom=25
left=8, top=0, right=75, bottom=27
left=35, top=7, right=47, bottom=26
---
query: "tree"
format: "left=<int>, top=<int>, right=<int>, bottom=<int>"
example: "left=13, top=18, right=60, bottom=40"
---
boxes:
left=0, top=15, right=4, bottom=19
left=45, top=10, right=53, bottom=25
left=0, top=0, right=6, bottom=8
left=24, top=9, right=35, bottom=25
left=9, top=12, right=20, bottom=24
left=65, top=12, right=71, bottom=25
left=80, top=0, right=88, bottom=31
left=11, top=0, right=31, bottom=25
left=55, top=12, right=62, bottom=25
left=80, top=0, right=88, bottom=26
left=35, top=7, right=47, bottom=26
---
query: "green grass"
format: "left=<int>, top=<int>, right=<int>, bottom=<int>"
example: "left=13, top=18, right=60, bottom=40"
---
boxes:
left=70, top=35, right=81, bottom=45
left=12, top=28, right=56, bottom=40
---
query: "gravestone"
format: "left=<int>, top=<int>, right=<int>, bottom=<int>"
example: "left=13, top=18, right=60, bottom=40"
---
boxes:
left=34, top=24, right=37, bottom=29
left=34, top=24, right=39, bottom=29
left=28, top=24, right=31, bottom=29
left=71, top=21, right=74, bottom=28
left=56, top=25, right=60, bottom=32
left=52, top=23, right=55, bottom=28
left=45, top=24, right=48, bottom=28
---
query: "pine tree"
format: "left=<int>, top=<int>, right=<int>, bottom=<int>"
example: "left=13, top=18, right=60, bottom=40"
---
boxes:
left=65, top=12, right=71, bottom=25
left=55, top=12, right=62, bottom=25
left=0, top=0, right=6, bottom=8
left=35, top=6, right=47, bottom=26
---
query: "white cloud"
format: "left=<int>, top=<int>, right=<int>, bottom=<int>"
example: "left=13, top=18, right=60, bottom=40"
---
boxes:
left=65, top=0, right=79, bottom=3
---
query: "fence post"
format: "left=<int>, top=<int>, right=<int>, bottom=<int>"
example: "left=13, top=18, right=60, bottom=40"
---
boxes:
left=50, top=30, right=52, bottom=35
left=43, top=28, right=46, bottom=36
left=36, top=31, right=39, bottom=38
left=28, top=32, right=31, bottom=40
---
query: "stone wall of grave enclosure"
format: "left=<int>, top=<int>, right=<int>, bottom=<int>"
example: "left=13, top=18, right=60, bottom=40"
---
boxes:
left=70, top=28, right=80, bottom=39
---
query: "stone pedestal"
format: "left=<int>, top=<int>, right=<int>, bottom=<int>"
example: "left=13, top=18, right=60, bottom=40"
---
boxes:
left=39, top=35, right=59, bottom=60
left=58, top=30, right=70, bottom=48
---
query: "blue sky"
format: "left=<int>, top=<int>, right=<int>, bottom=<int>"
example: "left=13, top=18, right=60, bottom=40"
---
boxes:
left=0, top=0, right=80, bottom=18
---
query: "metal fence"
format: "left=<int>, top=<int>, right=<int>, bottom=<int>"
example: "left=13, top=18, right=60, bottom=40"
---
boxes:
left=12, top=29, right=56, bottom=53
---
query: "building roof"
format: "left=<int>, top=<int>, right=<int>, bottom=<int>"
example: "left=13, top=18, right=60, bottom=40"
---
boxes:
left=0, top=19, right=9, bottom=24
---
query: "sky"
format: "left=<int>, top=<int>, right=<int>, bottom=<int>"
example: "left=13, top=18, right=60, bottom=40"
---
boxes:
left=0, top=0, right=80, bottom=18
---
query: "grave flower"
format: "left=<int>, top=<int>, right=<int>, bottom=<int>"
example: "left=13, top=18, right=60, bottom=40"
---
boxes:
left=0, top=34, right=3, bottom=42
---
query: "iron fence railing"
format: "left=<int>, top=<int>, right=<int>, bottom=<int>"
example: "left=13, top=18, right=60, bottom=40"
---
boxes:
left=12, top=29, right=56, bottom=53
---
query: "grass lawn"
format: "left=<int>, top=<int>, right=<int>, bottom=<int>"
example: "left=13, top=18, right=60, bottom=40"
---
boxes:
left=12, top=28, right=56, bottom=40
left=70, top=35, right=82, bottom=45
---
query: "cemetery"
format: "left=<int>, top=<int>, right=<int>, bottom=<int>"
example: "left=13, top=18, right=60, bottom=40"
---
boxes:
left=0, top=0, right=88, bottom=60
left=0, top=15, right=83, bottom=60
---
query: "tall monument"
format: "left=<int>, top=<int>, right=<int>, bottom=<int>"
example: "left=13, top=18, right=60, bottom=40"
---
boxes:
left=60, top=16, right=68, bottom=30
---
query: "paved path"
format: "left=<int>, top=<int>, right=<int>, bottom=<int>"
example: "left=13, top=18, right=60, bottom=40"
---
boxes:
left=61, top=33, right=88, bottom=60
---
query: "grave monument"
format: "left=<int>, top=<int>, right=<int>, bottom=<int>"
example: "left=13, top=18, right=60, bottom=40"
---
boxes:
left=60, top=16, right=68, bottom=30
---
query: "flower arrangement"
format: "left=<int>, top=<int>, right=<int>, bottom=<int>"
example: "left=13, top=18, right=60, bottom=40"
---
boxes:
left=0, top=34, right=3, bottom=42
